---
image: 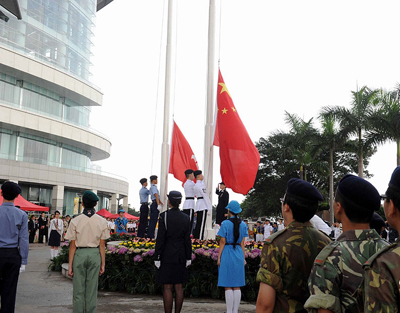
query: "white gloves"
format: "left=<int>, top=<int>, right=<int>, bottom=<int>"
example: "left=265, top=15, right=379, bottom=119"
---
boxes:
left=154, top=261, right=161, bottom=269
left=186, top=260, right=191, bottom=267
left=20, top=265, right=26, bottom=273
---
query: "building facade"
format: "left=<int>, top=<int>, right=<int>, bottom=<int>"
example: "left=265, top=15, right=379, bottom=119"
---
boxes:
left=0, top=0, right=128, bottom=214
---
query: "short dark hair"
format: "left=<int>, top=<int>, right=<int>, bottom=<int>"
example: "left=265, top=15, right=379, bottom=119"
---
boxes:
left=335, top=189, right=374, bottom=223
left=385, top=187, right=400, bottom=211
left=83, top=199, right=97, bottom=209
left=284, top=194, right=318, bottom=223
left=169, top=199, right=181, bottom=208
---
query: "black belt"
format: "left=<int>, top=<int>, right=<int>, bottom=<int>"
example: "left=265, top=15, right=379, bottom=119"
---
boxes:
left=0, top=247, right=18, bottom=250
left=152, top=200, right=157, bottom=202
left=76, top=246, right=99, bottom=249
left=197, top=197, right=203, bottom=200
left=186, top=197, right=194, bottom=200
left=225, top=243, right=235, bottom=245
left=141, top=202, right=149, bottom=205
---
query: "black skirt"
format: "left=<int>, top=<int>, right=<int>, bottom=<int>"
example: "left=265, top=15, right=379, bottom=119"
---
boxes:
left=156, top=263, right=188, bottom=284
left=48, top=230, right=61, bottom=247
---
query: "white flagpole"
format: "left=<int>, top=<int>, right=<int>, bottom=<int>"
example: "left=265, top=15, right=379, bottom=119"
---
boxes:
left=204, top=0, right=221, bottom=239
left=160, top=0, right=176, bottom=212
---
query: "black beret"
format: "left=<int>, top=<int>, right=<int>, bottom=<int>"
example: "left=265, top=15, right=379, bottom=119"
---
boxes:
left=337, top=174, right=380, bottom=212
left=167, top=191, right=182, bottom=201
left=184, top=169, right=194, bottom=175
left=194, top=170, right=202, bottom=177
left=82, top=190, right=99, bottom=202
left=370, top=212, right=386, bottom=233
left=388, top=166, right=400, bottom=193
left=140, top=178, right=147, bottom=184
left=286, top=178, right=323, bottom=202
left=220, top=182, right=225, bottom=185
left=1, top=181, right=21, bottom=200
left=150, top=175, right=158, bottom=181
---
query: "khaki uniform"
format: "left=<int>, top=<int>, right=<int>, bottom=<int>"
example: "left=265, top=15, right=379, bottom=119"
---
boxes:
left=65, top=214, right=110, bottom=313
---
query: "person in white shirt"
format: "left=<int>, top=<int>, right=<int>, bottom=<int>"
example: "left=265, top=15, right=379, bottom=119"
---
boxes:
left=309, top=214, right=332, bottom=236
left=263, top=220, right=273, bottom=240
left=182, top=169, right=196, bottom=233
left=193, top=170, right=212, bottom=240
left=277, top=218, right=285, bottom=231
left=48, top=210, right=64, bottom=260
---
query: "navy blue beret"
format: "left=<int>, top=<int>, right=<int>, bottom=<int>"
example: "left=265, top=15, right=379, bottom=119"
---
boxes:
left=286, top=178, right=323, bottom=202
left=388, top=166, right=400, bottom=193
left=140, top=178, right=147, bottom=184
left=150, top=175, right=158, bottom=181
left=82, top=190, right=99, bottom=202
left=1, top=181, right=21, bottom=199
left=370, top=212, right=386, bottom=233
left=337, top=174, right=380, bottom=212
left=167, top=191, right=182, bottom=201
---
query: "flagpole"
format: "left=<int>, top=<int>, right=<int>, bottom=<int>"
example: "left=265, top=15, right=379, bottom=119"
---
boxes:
left=204, top=0, right=221, bottom=239
left=160, top=0, right=176, bottom=212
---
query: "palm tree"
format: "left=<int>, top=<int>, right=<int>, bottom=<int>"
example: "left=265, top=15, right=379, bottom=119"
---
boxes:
left=368, top=85, right=400, bottom=165
left=321, top=86, right=379, bottom=177
left=284, top=111, right=318, bottom=181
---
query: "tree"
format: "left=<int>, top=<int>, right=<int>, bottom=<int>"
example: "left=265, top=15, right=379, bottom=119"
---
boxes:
left=321, top=86, right=379, bottom=177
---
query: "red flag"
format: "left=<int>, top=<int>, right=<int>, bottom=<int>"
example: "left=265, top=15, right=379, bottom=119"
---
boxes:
left=169, top=121, right=199, bottom=183
left=213, top=70, right=260, bottom=195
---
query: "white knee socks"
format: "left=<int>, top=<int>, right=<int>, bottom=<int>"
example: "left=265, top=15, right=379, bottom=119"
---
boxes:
left=225, top=290, right=234, bottom=313
left=54, top=249, right=59, bottom=258
left=233, top=290, right=241, bottom=313
left=50, top=248, right=54, bottom=259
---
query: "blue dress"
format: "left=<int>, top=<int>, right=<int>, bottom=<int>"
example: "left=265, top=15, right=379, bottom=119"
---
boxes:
left=217, top=218, right=248, bottom=287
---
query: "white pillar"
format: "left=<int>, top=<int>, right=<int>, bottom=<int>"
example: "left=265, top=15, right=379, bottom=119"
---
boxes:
left=123, top=196, right=129, bottom=211
left=110, top=193, right=119, bottom=214
left=52, top=185, right=64, bottom=214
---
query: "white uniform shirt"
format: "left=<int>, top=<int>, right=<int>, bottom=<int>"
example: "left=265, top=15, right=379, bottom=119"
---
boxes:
left=277, top=223, right=285, bottom=231
left=194, top=180, right=212, bottom=212
left=310, top=215, right=331, bottom=236
left=183, top=179, right=195, bottom=210
left=264, top=224, right=273, bottom=239
left=49, top=218, right=64, bottom=235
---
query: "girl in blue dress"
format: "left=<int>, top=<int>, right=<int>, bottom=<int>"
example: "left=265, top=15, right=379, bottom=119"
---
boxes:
left=217, top=200, right=248, bottom=313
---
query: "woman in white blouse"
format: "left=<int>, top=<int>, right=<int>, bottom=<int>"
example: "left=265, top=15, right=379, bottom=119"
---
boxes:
left=48, top=210, right=63, bottom=260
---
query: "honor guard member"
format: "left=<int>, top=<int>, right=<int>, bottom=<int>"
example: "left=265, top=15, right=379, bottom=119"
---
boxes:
left=115, top=209, right=128, bottom=235
left=148, top=175, right=163, bottom=239
left=155, top=191, right=192, bottom=313
left=304, top=174, right=389, bottom=313
left=138, top=178, right=150, bottom=238
left=256, top=178, right=331, bottom=313
left=38, top=212, right=48, bottom=243
left=182, top=169, right=196, bottom=233
left=361, top=166, right=400, bottom=313
left=215, top=182, right=229, bottom=225
left=0, top=182, right=28, bottom=313
left=66, top=190, right=110, bottom=313
left=193, top=170, right=212, bottom=240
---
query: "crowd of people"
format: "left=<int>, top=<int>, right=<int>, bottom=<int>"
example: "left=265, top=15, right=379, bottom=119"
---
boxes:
left=2, top=165, right=400, bottom=313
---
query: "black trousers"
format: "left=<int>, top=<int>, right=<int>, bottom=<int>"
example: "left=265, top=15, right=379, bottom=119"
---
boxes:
left=147, top=201, right=159, bottom=239
left=0, top=248, right=21, bottom=313
left=38, top=227, right=48, bottom=243
left=193, top=210, right=207, bottom=240
left=137, top=204, right=149, bottom=238
left=29, top=230, right=35, bottom=243
left=182, top=208, right=194, bottom=234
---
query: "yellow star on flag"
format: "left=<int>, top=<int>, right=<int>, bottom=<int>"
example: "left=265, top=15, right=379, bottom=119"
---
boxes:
left=219, top=83, right=231, bottom=97
left=232, top=107, right=236, bottom=112
left=222, top=108, right=228, bottom=114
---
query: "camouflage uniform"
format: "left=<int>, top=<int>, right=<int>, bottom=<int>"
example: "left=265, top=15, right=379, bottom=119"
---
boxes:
left=256, top=221, right=331, bottom=313
left=304, top=229, right=389, bottom=313
left=362, top=240, right=400, bottom=312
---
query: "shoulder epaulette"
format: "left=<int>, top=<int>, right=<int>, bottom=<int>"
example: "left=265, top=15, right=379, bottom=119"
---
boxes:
left=264, top=228, right=287, bottom=244
left=314, top=241, right=340, bottom=266
left=364, top=242, right=396, bottom=267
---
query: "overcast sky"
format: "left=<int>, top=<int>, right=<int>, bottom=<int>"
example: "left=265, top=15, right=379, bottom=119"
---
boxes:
left=90, top=0, right=400, bottom=209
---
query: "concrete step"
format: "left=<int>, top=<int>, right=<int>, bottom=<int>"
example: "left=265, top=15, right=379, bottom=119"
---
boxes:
left=61, top=263, right=71, bottom=280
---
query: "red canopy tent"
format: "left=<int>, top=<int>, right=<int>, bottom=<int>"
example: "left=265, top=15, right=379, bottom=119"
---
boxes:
left=96, top=208, right=113, bottom=218
left=110, top=212, right=139, bottom=220
left=0, top=195, right=49, bottom=212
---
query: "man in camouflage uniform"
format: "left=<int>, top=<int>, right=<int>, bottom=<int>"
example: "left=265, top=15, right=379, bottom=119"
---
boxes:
left=304, top=174, right=389, bottom=313
left=361, top=166, right=400, bottom=312
left=256, top=178, right=331, bottom=313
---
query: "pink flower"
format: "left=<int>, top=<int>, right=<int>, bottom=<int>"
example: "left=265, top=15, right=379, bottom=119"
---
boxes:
left=133, top=255, right=143, bottom=262
left=118, top=246, right=128, bottom=254
left=191, top=253, right=196, bottom=261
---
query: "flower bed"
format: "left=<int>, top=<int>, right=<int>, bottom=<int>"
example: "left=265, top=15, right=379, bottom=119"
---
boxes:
left=50, top=237, right=263, bottom=301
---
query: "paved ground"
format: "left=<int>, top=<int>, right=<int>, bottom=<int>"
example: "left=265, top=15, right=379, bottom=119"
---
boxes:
left=15, top=244, right=257, bottom=312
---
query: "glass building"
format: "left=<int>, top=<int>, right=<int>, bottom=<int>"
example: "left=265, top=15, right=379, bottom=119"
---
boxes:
left=0, top=0, right=128, bottom=215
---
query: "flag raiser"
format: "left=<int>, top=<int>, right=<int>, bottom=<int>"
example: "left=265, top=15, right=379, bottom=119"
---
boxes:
left=169, top=121, right=199, bottom=183
left=213, top=70, right=260, bottom=195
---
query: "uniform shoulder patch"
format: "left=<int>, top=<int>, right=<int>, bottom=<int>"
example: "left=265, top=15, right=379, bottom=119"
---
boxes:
left=264, top=228, right=287, bottom=244
left=364, top=242, right=397, bottom=267
left=314, top=241, right=340, bottom=266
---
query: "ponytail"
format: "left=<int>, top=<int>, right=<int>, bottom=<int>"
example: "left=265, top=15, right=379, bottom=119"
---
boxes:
left=233, top=214, right=240, bottom=249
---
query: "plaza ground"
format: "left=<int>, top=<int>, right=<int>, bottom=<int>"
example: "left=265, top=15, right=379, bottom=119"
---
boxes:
left=15, top=244, right=257, bottom=312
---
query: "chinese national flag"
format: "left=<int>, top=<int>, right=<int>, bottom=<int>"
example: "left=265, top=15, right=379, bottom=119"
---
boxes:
left=213, top=70, right=260, bottom=195
left=169, top=121, right=199, bottom=184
